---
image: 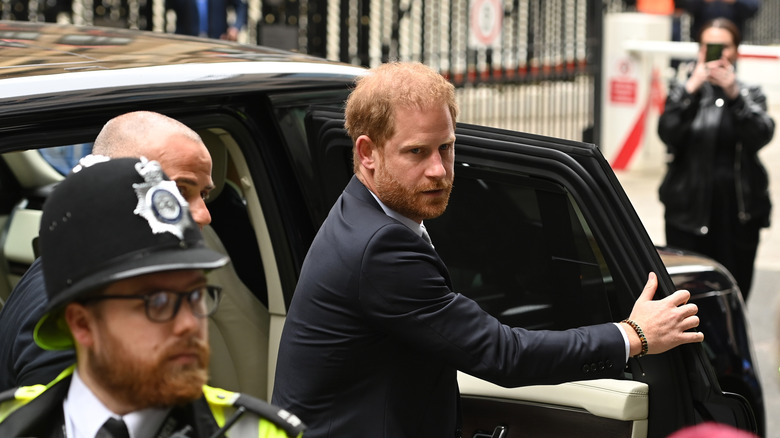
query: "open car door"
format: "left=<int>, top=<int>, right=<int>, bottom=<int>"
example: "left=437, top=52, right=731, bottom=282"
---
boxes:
left=304, top=108, right=757, bottom=438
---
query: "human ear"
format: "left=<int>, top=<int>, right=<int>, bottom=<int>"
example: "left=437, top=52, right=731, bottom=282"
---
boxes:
left=355, top=135, right=378, bottom=170
left=65, top=302, right=97, bottom=348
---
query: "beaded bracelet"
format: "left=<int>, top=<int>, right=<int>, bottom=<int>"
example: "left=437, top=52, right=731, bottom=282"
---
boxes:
left=621, top=319, right=648, bottom=357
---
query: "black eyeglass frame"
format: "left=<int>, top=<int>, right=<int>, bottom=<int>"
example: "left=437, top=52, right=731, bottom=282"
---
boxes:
left=80, top=285, right=222, bottom=322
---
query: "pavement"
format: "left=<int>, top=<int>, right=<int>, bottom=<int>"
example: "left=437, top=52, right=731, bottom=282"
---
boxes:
left=613, top=116, right=780, bottom=437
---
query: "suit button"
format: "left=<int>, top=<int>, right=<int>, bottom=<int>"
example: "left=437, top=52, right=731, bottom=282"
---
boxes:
left=582, top=364, right=590, bottom=373
left=598, top=361, right=606, bottom=371
left=590, top=362, right=597, bottom=372
left=606, top=360, right=614, bottom=369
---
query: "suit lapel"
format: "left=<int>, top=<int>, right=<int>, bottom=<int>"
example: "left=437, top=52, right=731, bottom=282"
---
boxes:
left=343, top=175, right=382, bottom=211
left=343, top=175, right=453, bottom=289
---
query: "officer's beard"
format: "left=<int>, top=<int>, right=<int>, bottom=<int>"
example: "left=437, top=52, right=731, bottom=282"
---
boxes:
left=86, top=332, right=210, bottom=410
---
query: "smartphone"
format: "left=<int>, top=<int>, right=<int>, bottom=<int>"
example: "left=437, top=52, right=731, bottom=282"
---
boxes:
left=705, top=43, right=724, bottom=62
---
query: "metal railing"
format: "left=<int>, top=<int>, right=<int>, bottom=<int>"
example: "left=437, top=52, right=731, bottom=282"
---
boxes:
left=0, top=0, right=606, bottom=144
left=743, top=0, right=780, bottom=45
left=332, top=0, right=602, bottom=143
left=7, top=1, right=777, bottom=145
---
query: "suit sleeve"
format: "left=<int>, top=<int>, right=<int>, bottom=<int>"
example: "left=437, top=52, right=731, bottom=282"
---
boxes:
left=357, top=223, right=626, bottom=387
left=0, top=259, right=75, bottom=390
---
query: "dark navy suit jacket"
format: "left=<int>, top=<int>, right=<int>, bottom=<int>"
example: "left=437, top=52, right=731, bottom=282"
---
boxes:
left=0, top=258, right=74, bottom=391
left=272, top=176, right=627, bottom=438
left=166, top=0, right=248, bottom=39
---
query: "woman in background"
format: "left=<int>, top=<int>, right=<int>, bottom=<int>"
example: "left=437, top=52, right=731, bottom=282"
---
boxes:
left=657, top=17, right=774, bottom=300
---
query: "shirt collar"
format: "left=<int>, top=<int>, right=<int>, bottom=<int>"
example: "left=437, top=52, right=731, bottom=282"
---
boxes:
left=64, top=368, right=170, bottom=438
left=367, top=189, right=427, bottom=238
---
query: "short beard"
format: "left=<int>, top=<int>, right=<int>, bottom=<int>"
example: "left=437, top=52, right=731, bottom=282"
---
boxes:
left=88, top=334, right=210, bottom=409
left=373, top=161, right=452, bottom=222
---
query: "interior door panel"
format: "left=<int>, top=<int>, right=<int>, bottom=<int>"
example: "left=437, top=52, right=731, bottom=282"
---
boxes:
left=459, top=374, right=648, bottom=438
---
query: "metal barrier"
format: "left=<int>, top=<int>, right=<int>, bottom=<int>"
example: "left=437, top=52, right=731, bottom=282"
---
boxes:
left=743, top=0, right=780, bottom=45
left=0, top=0, right=605, bottom=144
left=366, top=0, right=600, bottom=142
left=318, top=0, right=602, bottom=143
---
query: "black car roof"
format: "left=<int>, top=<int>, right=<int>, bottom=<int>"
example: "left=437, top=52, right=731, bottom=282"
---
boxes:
left=0, top=21, right=364, bottom=111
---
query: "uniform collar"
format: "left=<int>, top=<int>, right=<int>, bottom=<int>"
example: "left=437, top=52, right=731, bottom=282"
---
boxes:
left=64, top=368, right=169, bottom=438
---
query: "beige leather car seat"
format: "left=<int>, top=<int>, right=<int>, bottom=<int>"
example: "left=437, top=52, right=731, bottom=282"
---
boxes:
left=204, top=226, right=269, bottom=399
left=1, top=202, right=43, bottom=304
left=201, top=130, right=270, bottom=400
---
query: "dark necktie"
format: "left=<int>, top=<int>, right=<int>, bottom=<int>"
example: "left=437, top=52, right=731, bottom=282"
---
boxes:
left=96, top=417, right=130, bottom=438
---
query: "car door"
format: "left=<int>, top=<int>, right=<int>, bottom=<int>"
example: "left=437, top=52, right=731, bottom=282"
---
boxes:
left=304, top=109, right=757, bottom=438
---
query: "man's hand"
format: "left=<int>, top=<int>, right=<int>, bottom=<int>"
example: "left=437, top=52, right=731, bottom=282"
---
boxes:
left=622, top=272, right=704, bottom=357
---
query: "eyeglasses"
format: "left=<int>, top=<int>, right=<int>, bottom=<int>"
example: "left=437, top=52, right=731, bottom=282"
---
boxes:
left=82, top=285, right=222, bottom=322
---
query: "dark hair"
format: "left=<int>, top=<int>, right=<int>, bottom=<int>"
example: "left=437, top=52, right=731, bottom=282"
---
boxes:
left=698, top=18, right=741, bottom=48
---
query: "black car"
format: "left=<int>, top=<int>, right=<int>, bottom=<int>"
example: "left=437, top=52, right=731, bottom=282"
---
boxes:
left=0, top=21, right=763, bottom=438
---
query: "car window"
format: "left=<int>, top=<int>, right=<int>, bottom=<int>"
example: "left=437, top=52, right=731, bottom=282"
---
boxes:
left=427, top=169, right=615, bottom=331
left=38, top=143, right=93, bottom=175
left=271, top=92, right=352, bottom=226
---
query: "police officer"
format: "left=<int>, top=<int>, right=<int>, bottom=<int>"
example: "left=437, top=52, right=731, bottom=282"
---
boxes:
left=0, top=156, right=304, bottom=438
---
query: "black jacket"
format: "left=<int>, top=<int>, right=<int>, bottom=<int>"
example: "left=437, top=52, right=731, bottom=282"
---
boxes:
left=272, top=176, right=626, bottom=438
left=657, top=79, right=774, bottom=234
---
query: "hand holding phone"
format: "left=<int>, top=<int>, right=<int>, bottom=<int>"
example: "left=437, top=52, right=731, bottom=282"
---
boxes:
left=705, top=43, right=724, bottom=62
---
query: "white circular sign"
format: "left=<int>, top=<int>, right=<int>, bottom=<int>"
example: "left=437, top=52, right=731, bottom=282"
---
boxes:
left=470, top=0, right=502, bottom=47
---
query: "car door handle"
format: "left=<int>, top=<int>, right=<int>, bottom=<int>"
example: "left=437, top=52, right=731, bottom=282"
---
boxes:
left=472, top=425, right=507, bottom=438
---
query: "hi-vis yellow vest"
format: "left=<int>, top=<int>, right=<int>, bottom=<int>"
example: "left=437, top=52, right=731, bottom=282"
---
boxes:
left=0, top=366, right=305, bottom=438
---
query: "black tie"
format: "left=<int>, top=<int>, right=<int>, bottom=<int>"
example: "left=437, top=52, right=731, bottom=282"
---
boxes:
left=96, top=417, right=130, bottom=438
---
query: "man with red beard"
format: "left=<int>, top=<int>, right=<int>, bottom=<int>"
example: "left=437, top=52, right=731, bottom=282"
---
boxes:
left=272, top=61, right=703, bottom=437
left=0, top=157, right=304, bottom=438
left=0, top=111, right=215, bottom=391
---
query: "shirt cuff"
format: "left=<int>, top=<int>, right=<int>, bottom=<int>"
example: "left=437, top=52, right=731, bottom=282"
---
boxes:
left=614, top=322, right=630, bottom=363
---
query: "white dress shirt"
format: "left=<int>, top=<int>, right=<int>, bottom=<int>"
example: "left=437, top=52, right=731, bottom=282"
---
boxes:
left=63, top=369, right=170, bottom=438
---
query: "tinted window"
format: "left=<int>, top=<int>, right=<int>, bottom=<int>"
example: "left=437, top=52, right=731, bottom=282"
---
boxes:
left=427, top=168, right=614, bottom=331
left=39, top=143, right=93, bottom=175
left=273, top=96, right=353, bottom=226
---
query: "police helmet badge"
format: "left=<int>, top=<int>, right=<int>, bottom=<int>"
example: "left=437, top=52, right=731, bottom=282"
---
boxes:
left=35, top=156, right=228, bottom=351
left=132, top=157, right=193, bottom=239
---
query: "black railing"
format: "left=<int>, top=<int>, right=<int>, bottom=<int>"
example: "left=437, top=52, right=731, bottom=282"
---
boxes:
left=328, top=0, right=602, bottom=143
left=744, top=0, right=780, bottom=45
